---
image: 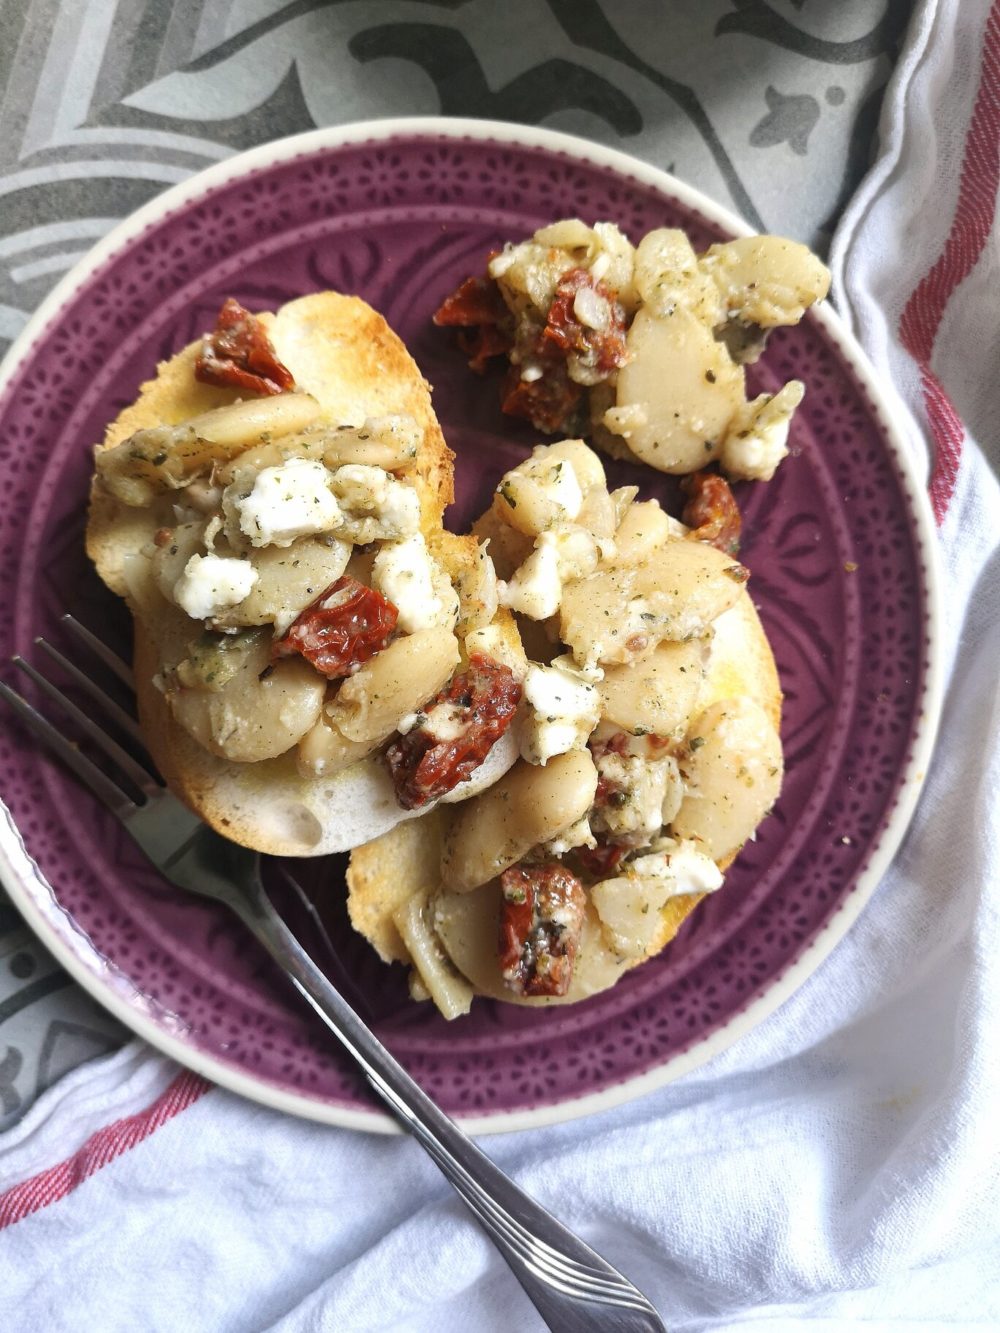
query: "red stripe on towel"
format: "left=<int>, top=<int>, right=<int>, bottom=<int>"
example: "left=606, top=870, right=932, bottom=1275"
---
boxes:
left=898, top=0, right=1000, bottom=521
left=0, top=1069, right=210, bottom=1230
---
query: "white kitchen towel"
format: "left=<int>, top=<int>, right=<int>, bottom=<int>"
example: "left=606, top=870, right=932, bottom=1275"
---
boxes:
left=2, top=0, right=999, bottom=1328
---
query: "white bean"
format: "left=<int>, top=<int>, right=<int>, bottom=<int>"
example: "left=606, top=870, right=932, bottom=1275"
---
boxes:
left=97, top=394, right=322, bottom=507
left=494, top=450, right=583, bottom=536
left=188, top=393, right=321, bottom=448
left=542, top=438, right=607, bottom=493
left=598, top=639, right=706, bottom=737
left=473, top=506, right=534, bottom=580
left=589, top=876, right=668, bottom=959
left=614, top=307, right=745, bottom=473
left=434, top=887, right=629, bottom=1004
left=671, top=697, right=783, bottom=860
left=559, top=541, right=747, bottom=666
left=328, top=628, right=460, bottom=746
left=393, top=892, right=473, bottom=1020
left=167, top=629, right=325, bottom=762
left=321, top=415, right=421, bottom=471
left=633, top=543, right=749, bottom=631
left=212, top=536, right=351, bottom=632
left=151, top=521, right=206, bottom=603
left=533, top=218, right=596, bottom=250
left=633, top=228, right=723, bottom=325
left=297, top=713, right=375, bottom=778
left=576, top=484, right=619, bottom=542
left=700, top=235, right=830, bottom=328
left=492, top=241, right=576, bottom=318
left=441, top=751, right=598, bottom=892
left=454, top=541, right=499, bottom=635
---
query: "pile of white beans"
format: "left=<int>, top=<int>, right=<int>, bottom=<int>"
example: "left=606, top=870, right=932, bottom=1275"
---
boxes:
left=488, top=218, right=830, bottom=480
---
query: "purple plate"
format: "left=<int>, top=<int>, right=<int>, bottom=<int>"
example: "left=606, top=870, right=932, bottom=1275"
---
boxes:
left=0, top=121, right=941, bottom=1133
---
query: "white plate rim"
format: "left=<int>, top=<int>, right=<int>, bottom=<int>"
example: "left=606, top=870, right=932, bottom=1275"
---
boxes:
left=0, top=116, right=944, bottom=1136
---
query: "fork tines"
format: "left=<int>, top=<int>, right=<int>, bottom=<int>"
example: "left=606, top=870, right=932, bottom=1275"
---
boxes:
left=1, top=617, right=156, bottom=816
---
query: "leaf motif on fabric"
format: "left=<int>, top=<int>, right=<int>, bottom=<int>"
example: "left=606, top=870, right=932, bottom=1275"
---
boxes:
left=749, top=86, right=820, bottom=156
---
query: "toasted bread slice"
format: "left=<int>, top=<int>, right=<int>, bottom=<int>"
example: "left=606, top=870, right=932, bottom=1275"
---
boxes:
left=86, top=293, right=522, bottom=856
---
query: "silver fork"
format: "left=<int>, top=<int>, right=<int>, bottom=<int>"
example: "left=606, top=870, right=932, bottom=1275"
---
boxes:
left=1, top=615, right=667, bottom=1333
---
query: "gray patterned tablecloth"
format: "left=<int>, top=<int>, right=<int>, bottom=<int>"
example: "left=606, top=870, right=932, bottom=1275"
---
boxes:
left=0, top=0, right=912, bottom=1129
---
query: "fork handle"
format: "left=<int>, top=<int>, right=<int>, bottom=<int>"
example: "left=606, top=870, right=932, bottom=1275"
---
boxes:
left=234, top=886, right=666, bottom=1333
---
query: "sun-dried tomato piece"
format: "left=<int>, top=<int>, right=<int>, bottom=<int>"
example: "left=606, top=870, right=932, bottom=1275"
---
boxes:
left=681, top=470, right=742, bottom=556
left=386, top=654, right=521, bottom=809
left=271, top=576, right=397, bottom=679
left=433, top=275, right=513, bottom=372
left=195, top=297, right=295, bottom=396
left=540, top=267, right=629, bottom=376
left=500, top=361, right=584, bottom=435
left=498, top=863, right=586, bottom=998
left=573, top=840, right=627, bottom=881
left=433, top=273, right=507, bottom=327
left=460, top=322, right=515, bottom=374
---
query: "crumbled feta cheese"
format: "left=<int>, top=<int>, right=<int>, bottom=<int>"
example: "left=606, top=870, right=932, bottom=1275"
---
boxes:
left=329, top=464, right=421, bottom=543
left=372, top=534, right=458, bottom=634
left=173, top=553, right=258, bottom=621
left=497, top=520, right=601, bottom=625
left=720, top=380, right=804, bottom=482
left=592, top=752, right=673, bottom=842
left=590, top=838, right=723, bottom=958
left=497, top=455, right=584, bottom=529
left=537, top=457, right=583, bottom=520
left=421, top=702, right=469, bottom=743
left=234, top=458, right=341, bottom=548
left=627, top=840, right=724, bottom=896
left=520, top=655, right=601, bottom=765
left=549, top=524, right=601, bottom=582
left=541, top=815, right=596, bottom=858
left=498, top=533, right=562, bottom=620
left=488, top=247, right=516, bottom=278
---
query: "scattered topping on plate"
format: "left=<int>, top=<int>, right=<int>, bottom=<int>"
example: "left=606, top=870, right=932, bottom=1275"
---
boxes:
left=435, top=219, right=829, bottom=479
